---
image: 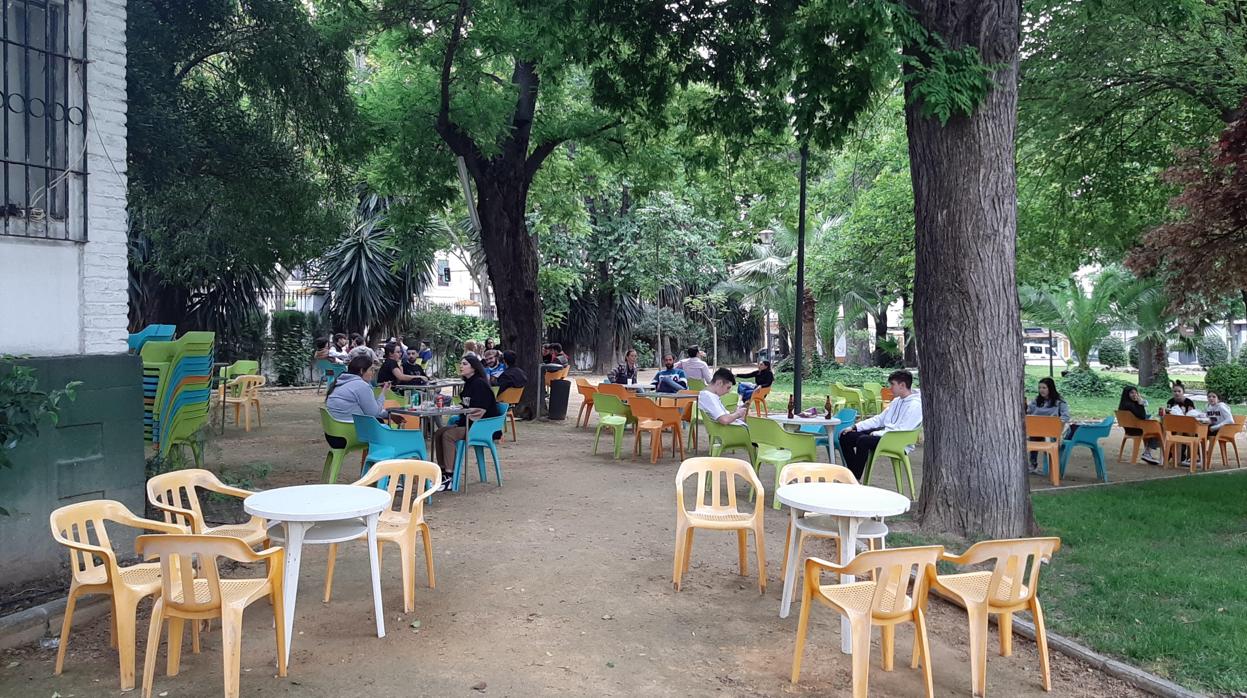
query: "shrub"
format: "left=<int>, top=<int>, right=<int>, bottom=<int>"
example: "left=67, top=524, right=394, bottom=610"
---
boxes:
left=402, top=307, right=497, bottom=372
left=1096, top=337, right=1127, bottom=370
left=1198, top=336, right=1229, bottom=371
left=1058, top=368, right=1115, bottom=397
left=875, top=337, right=904, bottom=368
left=1128, top=344, right=1139, bottom=369
left=1238, top=348, right=1247, bottom=367
left=1205, top=364, right=1247, bottom=404
left=270, top=310, right=311, bottom=386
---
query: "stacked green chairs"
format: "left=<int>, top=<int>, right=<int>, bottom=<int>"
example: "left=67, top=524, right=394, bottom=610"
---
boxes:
left=700, top=409, right=756, bottom=463
left=315, top=359, right=343, bottom=394
left=320, top=408, right=368, bottom=484
left=593, top=393, right=634, bottom=459
left=128, top=324, right=175, bottom=353
left=862, top=428, right=921, bottom=498
left=452, top=414, right=507, bottom=491
left=799, top=408, right=857, bottom=462
left=141, top=332, right=215, bottom=463
left=747, top=417, right=819, bottom=508
left=1056, top=416, right=1113, bottom=483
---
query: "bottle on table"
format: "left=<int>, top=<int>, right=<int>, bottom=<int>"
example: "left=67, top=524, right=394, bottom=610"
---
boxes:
left=824, top=395, right=833, bottom=419
left=787, top=394, right=795, bottom=419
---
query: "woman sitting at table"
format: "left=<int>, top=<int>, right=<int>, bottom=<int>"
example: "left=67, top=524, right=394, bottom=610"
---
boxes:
left=1118, top=386, right=1161, bottom=464
left=325, top=355, right=389, bottom=424
left=1026, top=377, right=1070, bottom=472
left=433, top=355, right=500, bottom=488
left=1205, top=390, right=1235, bottom=436
left=378, top=341, right=427, bottom=386
left=1165, top=380, right=1198, bottom=416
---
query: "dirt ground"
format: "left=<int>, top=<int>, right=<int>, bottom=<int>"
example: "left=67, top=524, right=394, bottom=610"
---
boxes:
left=1, top=380, right=1158, bottom=697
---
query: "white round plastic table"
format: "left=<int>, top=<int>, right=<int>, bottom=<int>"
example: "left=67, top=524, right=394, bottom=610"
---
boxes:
left=244, top=484, right=391, bottom=664
left=776, top=482, right=910, bottom=653
left=767, top=413, right=842, bottom=464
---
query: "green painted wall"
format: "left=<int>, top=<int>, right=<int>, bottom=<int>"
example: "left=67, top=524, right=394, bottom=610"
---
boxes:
left=0, top=354, right=146, bottom=587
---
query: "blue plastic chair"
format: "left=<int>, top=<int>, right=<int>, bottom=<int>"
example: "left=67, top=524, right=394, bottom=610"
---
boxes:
left=1055, top=416, right=1113, bottom=483
left=316, top=359, right=344, bottom=394
left=352, top=414, right=429, bottom=479
left=452, top=414, right=507, bottom=492
left=799, top=408, right=857, bottom=462
left=128, top=324, right=176, bottom=353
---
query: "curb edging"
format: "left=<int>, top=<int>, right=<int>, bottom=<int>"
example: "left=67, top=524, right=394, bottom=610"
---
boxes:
left=0, top=595, right=110, bottom=652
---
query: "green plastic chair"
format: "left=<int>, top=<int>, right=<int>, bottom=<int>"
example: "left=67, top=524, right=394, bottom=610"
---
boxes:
left=218, top=360, right=259, bottom=381
left=592, top=393, right=633, bottom=459
left=832, top=383, right=865, bottom=413
left=687, top=378, right=706, bottom=392
left=320, top=407, right=368, bottom=483
left=747, top=417, right=820, bottom=508
left=862, top=428, right=921, bottom=498
left=722, top=391, right=740, bottom=409
left=860, top=382, right=883, bottom=415
left=700, top=408, right=756, bottom=463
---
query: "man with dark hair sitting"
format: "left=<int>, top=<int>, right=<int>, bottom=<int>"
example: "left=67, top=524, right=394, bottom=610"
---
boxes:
left=839, top=370, right=923, bottom=480
left=494, top=350, right=528, bottom=392
left=697, top=367, right=749, bottom=426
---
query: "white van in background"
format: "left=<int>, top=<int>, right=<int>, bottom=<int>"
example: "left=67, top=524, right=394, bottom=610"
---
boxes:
left=1023, top=342, right=1068, bottom=368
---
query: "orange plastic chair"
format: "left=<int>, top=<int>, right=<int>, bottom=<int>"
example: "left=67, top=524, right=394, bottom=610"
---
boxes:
left=930, top=537, right=1061, bottom=697
left=222, top=374, right=265, bottom=432
left=136, top=534, right=286, bottom=698
left=777, top=463, right=888, bottom=577
left=324, top=459, right=441, bottom=613
left=1025, top=416, right=1063, bottom=486
left=147, top=469, right=269, bottom=548
left=879, top=386, right=894, bottom=411
left=595, top=382, right=631, bottom=400
left=791, top=546, right=944, bottom=698
left=1208, top=415, right=1244, bottom=468
left=1114, top=409, right=1163, bottom=464
left=676, top=389, right=701, bottom=451
left=673, top=457, right=766, bottom=593
left=630, top=396, right=686, bottom=463
left=749, top=386, right=772, bottom=417
left=543, top=364, right=570, bottom=387
left=1161, top=414, right=1207, bottom=472
left=574, top=378, right=597, bottom=428
left=49, top=501, right=188, bottom=691
left=497, top=386, right=524, bottom=441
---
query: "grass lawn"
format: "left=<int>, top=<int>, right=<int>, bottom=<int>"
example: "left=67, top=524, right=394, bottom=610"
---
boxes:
left=1031, top=472, right=1247, bottom=693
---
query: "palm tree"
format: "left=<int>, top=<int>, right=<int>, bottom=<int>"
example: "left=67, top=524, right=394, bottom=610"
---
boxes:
left=1113, top=278, right=1179, bottom=387
left=1020, top=269, right=1129, bottom=370
left=321, top=193, right=436, bottom=338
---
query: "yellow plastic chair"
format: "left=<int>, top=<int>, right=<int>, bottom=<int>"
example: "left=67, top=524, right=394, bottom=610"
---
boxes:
left=497, top=386, right=524, bottom=441
left=749, top=386, right=772, bottom=417
left=49, top=501, right=187, bottom=691
left=673, top=457, right=767, bottom=593
left=137, top=534, right=286, bottom=698
left=931, top=537, right=1062, bottom=697
left=630, top=396, right=686, bottom=463
left=324, top=459, right=441, bottom=613
left=1025, top=415, right=1064, bottom=486
left=574, top=378, right=598, bottom=428
left=594, top=382, right=631, bottom=400
left=221, top=374, right=265, bottom=432
left=1208, top=415, right=1244, bottom=468
left=147, top=468, right=269, bottom=548
left=791, top=546, right=944, bottom=698
left=777, top=463, right=888, bottom=574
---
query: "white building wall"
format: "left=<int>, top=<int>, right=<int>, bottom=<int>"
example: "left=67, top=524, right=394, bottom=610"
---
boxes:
left=421, top=249, right=491, bottom=317
left=0, top=0, right=129, bottom=356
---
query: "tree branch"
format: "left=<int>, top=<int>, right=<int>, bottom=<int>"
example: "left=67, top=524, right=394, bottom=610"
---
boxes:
left=173, top=25, right=264, bottom=83
left=434, top=0, right=487, bottom=177
left=525, top=119, right=621, bottom=179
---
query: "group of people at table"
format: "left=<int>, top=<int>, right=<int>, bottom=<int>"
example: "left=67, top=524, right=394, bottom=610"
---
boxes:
left=319, top=335, right=527, bottom=491
left=1026, top=376, right=1236, bottom=469
left=605, top=344, right=923, bottom=481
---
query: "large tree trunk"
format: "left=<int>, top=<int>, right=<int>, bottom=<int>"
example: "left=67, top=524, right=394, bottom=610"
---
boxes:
left=476, top=168, right=543, bottom=419
left=901, top=293, right=919, bottom=367
left=852, top=316, right=872, bottom=365
left=593, top=273, right=618, bottom=371
left=873, top=302, right=890, bottom=366
left=906, top=0, right=1034, bottom=538
left=1137, top=337, right=1161, bottom=387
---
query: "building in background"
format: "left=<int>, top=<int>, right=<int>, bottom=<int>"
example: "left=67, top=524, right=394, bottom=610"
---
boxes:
left=0, top=0, right=145, bottom=588
left=419, top=247, right=495, bottom=319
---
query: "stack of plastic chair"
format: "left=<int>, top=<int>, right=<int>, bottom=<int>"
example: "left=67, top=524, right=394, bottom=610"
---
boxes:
left=141, top=331, right=215, bottom=465
left=127, top=324, right=175, bottom=354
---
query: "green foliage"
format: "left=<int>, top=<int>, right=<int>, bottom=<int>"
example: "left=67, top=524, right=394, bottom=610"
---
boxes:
left=633, top=307, right=708, bottom=356
left=875, top=337, right=903, bottom=368
left=1096, top=337, right=1128, bottom=370
left=216, top=313, right=268, bottom=365
left=1129, top=343, right=1140, bottom=369
left=1205, top=364, right=1247, bottom=404
left=402, top=308, right=497, bottom=372
left=1020, top=269, right=1129, bottom=370
left=902, top=43, right=997, bottom=126
left=1058, top=368, right=1117, bottom=398
left=0, top=359, right=81, bottom=510
left=775, top=357, right=896, bottom=387
left=271, top=311, right=312, bottom=386
left=1198, top=336, right=1230, bottom=371
left=1239, top=349, right=1247, bottom=368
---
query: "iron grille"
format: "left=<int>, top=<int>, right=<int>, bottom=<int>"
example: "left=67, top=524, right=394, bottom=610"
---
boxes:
left=2, top=0, right=87, bottom=242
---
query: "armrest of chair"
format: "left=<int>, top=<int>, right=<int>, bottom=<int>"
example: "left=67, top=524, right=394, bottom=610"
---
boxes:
left=52, top=535, right=119, bottom=571
left=147, top=500, right=203, bottom=530
left=111, top=511, right=190, bottom=536
left=203, top=482, right=256, bottom=501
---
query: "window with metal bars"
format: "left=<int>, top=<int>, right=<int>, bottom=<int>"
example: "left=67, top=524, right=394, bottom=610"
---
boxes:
left=2, top=0, right=87, bottom=242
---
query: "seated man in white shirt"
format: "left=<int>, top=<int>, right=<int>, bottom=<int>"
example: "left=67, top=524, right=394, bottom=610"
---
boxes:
left=698, top=368, right=749, bottom=426
left=677, top=345, right=714, bottom=385
left=840, top=370, right=923, bottom=479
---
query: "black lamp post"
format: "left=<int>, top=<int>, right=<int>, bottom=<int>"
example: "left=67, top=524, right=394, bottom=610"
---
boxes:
left=792, top=142, right=810, bottom=409
left=758, top=227, right=775, bottom=364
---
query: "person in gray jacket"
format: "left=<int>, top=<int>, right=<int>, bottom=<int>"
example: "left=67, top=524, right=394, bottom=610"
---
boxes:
left=1027, top=376, right=1070, bottom=471
left=325, top=355, right=388, bottom=425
